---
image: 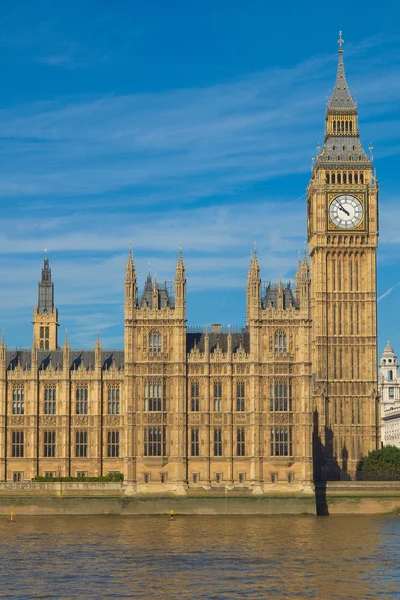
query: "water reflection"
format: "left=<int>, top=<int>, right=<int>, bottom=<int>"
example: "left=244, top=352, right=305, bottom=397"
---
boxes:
left=0, top=515, right=399, bottom=598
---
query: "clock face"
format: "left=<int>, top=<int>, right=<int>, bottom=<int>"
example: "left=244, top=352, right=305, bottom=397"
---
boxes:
left=329, top=195, right=363, bottom=229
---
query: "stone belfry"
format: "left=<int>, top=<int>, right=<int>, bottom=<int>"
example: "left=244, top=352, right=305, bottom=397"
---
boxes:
left=308, top=32, right=379, bottom=479
left=33, top=254, right=59, bottom=350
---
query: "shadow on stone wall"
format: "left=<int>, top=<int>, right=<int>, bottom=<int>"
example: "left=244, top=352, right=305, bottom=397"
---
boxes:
left=313, top=410, right=350, bottom=515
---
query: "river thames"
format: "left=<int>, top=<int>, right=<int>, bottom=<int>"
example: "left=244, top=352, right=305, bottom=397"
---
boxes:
left=0, top=515, right=399, bottom=598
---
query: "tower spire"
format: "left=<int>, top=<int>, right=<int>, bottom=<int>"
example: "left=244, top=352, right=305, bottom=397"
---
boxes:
left=327, top=31, right=356, bottom=111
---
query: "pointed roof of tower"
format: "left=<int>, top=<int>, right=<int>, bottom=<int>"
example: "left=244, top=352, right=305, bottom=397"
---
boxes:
left=382, top=341, right=396, bottom=356
left=176, top=243, right=185, bottom=274
left=63, top=328, right=70, bottom=350
left=95, top=329, right=102, bottom=350
left=38, top=252, right=55, bottom=315
left=248, top=243, right=260, bottom=281
left=125, top=245, right=136, bottom=279
left=328, top=31, right=357, bottom=112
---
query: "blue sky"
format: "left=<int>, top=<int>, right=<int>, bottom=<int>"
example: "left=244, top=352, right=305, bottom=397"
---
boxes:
left=0, top=0, right=399, bottom=354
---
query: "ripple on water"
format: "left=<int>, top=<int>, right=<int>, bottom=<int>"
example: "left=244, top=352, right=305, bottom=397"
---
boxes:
left=0, top=515, right=399, bottom=599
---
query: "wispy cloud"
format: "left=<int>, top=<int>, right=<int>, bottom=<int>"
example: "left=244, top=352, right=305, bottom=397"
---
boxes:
left=0, top=33, right=399, bottom=348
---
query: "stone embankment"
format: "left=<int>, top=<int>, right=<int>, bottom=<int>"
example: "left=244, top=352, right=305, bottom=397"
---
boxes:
left=0, top=482, right=400, bottom=515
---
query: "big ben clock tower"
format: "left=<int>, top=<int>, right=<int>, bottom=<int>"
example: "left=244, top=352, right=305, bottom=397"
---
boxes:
left=308, top=32, right=379, bottom=479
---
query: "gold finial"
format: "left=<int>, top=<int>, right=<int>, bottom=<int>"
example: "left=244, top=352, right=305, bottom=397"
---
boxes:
left=338, top=31, right=344, bottom=53
left=253, top=241, right=257, bottom=258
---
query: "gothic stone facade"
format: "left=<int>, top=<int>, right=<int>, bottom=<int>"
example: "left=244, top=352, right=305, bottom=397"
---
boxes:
left=0, top=37, right=379, bottom=490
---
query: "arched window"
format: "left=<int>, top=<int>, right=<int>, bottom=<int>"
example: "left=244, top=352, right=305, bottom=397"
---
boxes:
left=349, top=121, right=353, bottom=132
left=349, top=173, right=353, bottom=184
left=213, top=382, right=222, bottom=412
left=269, top=380, right=292, bottom=411
left=337, top=173, right=341, bottom=184
left=76, top=386, right=88, bottom=415
left=345, top=121, right=348, bottom=132
left=191, top=381, right=199, bottom=412
left=354, top=173, right=358, bottom=184
left=149, top=331, right=161, bottom=355
left=360, top=173, right=364, bottom=184
left=343, top=173, right=347, bottom=184
left=341, top=120, right=344, bottom=132
left=326, top=173, right=330, bottom=184
left=12, top=386, right=25, bottom=415
left=108, top=386, right=120, bottom=414
left=333, top=121, right=336, bottom=133
left=40, top=340, right=44, bottom=349
left=236, top=381, right=245, bottom=412
left=45, top=341, right=49, bottom=350
left=145, top=380, right=165, bottom=411
left=270, top=427, right=293, bottom=456
left=388, top=370, right=393, bottom=381
left=332, top=173, right=336, bottom=184
left=274, top=331, right=287, bottom=353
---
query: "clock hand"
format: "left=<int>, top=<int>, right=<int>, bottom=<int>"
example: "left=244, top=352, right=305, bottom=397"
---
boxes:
left=337, top=202, right=350, bottom=216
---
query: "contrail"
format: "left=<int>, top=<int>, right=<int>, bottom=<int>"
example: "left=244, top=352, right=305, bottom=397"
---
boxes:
left=378, top=282, right=400, bottom=302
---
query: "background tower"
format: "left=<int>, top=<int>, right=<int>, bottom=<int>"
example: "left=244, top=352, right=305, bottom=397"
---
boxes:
left=33, top=255, right=59, bottom=350
left=308, top=32, right=379, bottom=479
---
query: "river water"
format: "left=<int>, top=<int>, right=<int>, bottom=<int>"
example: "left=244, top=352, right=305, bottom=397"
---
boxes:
left=0, top=515, right=399, bottom=599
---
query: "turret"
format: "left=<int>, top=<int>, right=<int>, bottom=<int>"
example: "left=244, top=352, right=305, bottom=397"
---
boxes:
left=95, top=331, right=102, bottom=371
left=63, top=330, right=70, bottom=374
left=124, top=247, right=138, bottom=318
left=246, top=245, right=261, bottom=325
left=295, top=248, right=310, bottom=314
left=0, top=330, right=6, bottom=369
left=380, top=342, right=398, bottom=382
left=174, top=247, right=186, bottom=317
left=33, top=254, right=59, bottom=350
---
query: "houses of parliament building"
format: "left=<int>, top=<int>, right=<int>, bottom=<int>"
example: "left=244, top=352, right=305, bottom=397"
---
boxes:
left=0, top=35, right=380, bottom=491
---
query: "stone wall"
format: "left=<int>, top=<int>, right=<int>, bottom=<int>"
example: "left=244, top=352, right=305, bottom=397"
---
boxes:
left=1, top=482, right=400, bottom=515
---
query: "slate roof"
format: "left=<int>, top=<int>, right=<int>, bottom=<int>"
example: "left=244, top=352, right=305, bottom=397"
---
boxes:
left=328, top=50, right=357, bottom=112
left=186, top=332, right=249, bottom=354
left=139, top=275, right=175, bottom=309
left=262, top=283, right=298, bottom=310
left=317, top=136, right=369, bottom=166
left=6, top=349, right=124, bottom=371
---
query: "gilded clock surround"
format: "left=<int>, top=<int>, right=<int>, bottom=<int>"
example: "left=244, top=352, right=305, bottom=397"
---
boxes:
left=327, top=193, right=366, bottom=231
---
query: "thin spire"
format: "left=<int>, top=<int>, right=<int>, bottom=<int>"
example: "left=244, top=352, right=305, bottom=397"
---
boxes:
left=63, top=328, right=70, bottom=349
left=95, top=329, right=101, bottom=349
left=328, top=31, right=356, bottom=111
left=125, top=244, right=136, bottom=280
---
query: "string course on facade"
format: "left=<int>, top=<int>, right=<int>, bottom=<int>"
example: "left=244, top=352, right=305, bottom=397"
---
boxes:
left=0, top=33, right=380, bottom=491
